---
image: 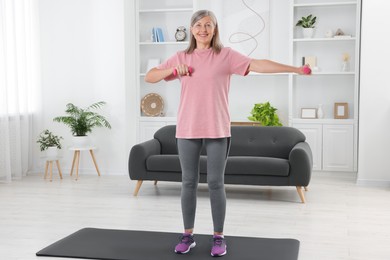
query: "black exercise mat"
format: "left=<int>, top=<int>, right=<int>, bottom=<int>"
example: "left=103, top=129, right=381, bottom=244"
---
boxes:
left=36, top=228, right=300, bottom=260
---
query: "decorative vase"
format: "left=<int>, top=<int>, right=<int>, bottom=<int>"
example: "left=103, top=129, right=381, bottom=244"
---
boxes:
left=46, top=147, right=58, bottom=158
left=302, top=28, right=315, bottom=38
left=341, top=61, right=350, bottom=72
left=72, top=136, right=90, bottom=147
left=317, top=104, right=324, bottom=119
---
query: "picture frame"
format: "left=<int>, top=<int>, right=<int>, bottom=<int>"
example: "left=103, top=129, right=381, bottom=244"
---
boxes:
left=334, top=103, right=349, bottom=119
left=301, top=108, right=317, bottom=119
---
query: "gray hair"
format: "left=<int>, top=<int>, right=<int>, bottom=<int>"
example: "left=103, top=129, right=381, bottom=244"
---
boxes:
left=185, top=10, right=223, bottom=54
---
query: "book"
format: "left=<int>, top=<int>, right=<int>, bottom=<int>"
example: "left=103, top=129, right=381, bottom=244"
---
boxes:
left=152, top=27, right=157, bottom=42
left=156, top=28, right=164, bottom=42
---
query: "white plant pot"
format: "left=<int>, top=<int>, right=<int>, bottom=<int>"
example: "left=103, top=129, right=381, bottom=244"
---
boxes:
left=72, top=136, right=90, bottom=148
left=302, top=28, right=315, bottom=38
left=46, top=147, right=58, bottom=158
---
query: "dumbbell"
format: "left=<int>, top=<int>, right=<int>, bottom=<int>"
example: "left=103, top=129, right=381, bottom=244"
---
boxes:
left=173, top=67, right=193, bottom=76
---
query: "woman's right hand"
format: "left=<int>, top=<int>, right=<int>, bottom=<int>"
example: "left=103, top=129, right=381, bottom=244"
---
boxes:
left=174, top=64, right=191, bottom=76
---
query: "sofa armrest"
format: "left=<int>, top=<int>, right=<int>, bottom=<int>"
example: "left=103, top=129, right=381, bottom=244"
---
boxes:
left=288, top=142, right=313, bottom=186
left=128, top=139, right=161, bottom=180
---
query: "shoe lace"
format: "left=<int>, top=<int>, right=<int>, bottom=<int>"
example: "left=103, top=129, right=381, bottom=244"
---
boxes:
left=179, top=234, right=193, bottom=245
left=213, top=237, right=224, bottom=247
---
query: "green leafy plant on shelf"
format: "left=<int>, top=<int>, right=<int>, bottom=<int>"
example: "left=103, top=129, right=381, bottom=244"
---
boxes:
left=53, top=101, right=111, bottom=136
left=36, top=129, right=63, bottom=151
left=248, top=102, right=283, bottom=126
left=295, top=14, right=317, bottom=28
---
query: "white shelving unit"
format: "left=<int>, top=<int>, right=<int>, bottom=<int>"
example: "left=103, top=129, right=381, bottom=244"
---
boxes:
left=290, top=0, right=361, bottom=172
left=135, top=0, right=193, bottom=142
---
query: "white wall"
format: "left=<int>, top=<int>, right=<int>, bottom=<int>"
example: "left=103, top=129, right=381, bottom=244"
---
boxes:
left=358, top=2, right=390, bottom=186
left=36, top=0, right=135, bottom=175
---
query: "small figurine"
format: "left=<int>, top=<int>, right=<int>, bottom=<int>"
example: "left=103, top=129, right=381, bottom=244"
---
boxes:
left=335, top=28, right=345, bottom=36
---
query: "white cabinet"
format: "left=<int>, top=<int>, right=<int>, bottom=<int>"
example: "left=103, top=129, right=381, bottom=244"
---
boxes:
left=138, top=121, right=166, bottom=143
left=322, top=124, right=354, bottom=171
left=138, top=118, right=177, bottom=143
left=293, top=124, right=322, bottom=171
left=294, top=122, right=354, bottom=172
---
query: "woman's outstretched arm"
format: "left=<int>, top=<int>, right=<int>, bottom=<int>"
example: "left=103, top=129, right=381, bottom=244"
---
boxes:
left=248, top=59, right=309, bottom=75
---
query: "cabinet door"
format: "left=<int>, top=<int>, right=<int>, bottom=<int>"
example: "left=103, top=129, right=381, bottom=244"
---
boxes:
left=323, top=124, right=354, bottom=172
left=293, top=124, right=322, bottom=171
left=139, top=121, right=167, bottom=143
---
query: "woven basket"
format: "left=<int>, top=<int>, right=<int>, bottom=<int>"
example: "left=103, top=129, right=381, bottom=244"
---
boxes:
left=141, top=93, right=164, bottom=116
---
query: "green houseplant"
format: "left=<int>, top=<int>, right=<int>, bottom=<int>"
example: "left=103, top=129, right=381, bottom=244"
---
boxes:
left=53, top=101, right=111, bottom=141
left=296, top=14, right=317, bottom=38
left=37, top=130, right=63, bottom=157
left=247, top=102, right=282, bottom=126
left=296, top=14, right=317, bottom=28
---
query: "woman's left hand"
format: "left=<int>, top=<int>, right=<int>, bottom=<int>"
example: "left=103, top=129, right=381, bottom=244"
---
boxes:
left=298, top=65, right=312, bottom=75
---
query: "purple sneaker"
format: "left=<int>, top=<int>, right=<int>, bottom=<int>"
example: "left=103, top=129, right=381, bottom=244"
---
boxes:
left=211, top=235, right=227, bottom=257
left=174, top=233, right=196, bottom=254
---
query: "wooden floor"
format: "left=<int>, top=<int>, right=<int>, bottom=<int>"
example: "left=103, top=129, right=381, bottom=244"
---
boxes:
left=1, top=172, right=390, bottom=260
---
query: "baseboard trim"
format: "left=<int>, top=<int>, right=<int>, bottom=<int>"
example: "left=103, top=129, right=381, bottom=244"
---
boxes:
left=28, top=169, right=126, bottom=176
left=356, top=179, right=390, bottom=188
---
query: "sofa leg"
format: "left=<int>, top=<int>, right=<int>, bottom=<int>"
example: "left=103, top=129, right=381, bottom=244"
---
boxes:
left=296, top=186, right=306, bottom=203
left=154, top=180, right=158, bottom=185
left=134, top=180, right=143, bottom=196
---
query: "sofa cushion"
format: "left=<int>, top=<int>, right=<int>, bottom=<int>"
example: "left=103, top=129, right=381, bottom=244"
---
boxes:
left=225, top=156, right=289, bottom=177
left=147, top=155, right=181, bottom=172
left=230, top=126, right=305, bottom=159
left=153, top=125, right=306, bottom=159
left=146, top=155, right=289, bottom=177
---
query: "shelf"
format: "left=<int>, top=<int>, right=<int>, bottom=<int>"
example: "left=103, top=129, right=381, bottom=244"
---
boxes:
left=292, top=118, right=355, bottom=124
left=139, top=8, right=193, bottom=13
left=139, top=116, right=177, bottom=122
left=139, top=41, right=189, bottom=46
left=293, top=37, right=356, bottom=42
left=294, top=2, right=357, bottom=8
left=294, top=71, right=355, bottom=75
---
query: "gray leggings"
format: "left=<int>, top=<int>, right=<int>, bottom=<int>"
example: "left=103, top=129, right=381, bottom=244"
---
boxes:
left=177, top=138, right=230, bottom=233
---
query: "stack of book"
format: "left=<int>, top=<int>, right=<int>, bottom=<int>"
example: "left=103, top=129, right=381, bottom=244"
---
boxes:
left=152, top=27, right=165, bottom=42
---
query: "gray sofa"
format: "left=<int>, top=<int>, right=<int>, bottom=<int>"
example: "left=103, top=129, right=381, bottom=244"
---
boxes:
left=128, top=125, right=313, bottom=203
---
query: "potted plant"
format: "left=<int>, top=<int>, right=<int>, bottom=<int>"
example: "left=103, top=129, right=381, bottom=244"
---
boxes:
left=37, top=129, right=63, bottom=157
left=296, top=14, right=317, bottom=38
left=247, top=102, right=283, bottom=126
left=53, top=101, right=111, bottom=147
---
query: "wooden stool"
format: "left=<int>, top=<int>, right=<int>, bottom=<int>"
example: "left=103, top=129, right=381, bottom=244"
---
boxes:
left=69, top=147, right=101, bottom=180
left=44, top=158, right=63, bottom=182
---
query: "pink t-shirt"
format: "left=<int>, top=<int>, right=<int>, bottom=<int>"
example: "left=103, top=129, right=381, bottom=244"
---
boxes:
left=158, top=47, right=251, bottom=139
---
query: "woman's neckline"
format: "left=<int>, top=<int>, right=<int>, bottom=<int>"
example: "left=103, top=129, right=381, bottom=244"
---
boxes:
left=194, top=48, right=213, bottom=53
